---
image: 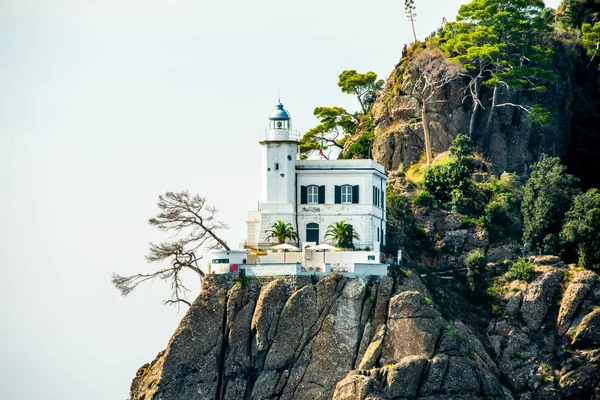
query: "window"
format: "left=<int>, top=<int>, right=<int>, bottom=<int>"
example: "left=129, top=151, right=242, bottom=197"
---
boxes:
left=307, top=185, right=319, bottom=204
left=368, top=255, right=376, bottom=261
left=306, top=222, right=319, bottom=244
left=335, top=185, right=359, bottom=204
left=275, top=163, right=279, bottom=171
left=211, top=258, right=230, bottom=264
left=301, top=185, right=325, bottom=204
left=341, top=185, right=352, bottom=203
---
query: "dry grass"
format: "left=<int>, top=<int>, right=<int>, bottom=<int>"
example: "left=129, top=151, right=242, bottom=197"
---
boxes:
left=405, top=152, right=429, bottom=187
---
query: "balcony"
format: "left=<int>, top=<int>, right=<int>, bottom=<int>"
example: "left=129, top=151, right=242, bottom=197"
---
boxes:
left=260, top=129, right=300, bottom=142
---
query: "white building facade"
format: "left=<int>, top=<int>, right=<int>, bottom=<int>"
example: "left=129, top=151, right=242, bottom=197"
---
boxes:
left=246, top=102, right=388, bottom=252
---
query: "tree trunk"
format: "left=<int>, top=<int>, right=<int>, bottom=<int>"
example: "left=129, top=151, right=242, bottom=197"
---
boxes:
left=483, top=86, right=498, bottom=156
left=421, top=101, right=433, bottom=165
left=468, top=76, right=481, bottom=138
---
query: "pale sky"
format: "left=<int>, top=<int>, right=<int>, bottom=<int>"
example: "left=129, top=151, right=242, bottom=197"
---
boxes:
left=0, top=0, right=561, bottom=398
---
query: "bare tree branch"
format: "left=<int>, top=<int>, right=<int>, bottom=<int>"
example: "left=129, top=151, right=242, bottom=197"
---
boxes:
left=112, top=191, right=229, bottom=307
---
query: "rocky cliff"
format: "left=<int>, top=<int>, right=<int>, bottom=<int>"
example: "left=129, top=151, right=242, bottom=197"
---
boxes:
left=366, top=43, right=576, bottom=177
left=130, top=262, right=600, bottom=400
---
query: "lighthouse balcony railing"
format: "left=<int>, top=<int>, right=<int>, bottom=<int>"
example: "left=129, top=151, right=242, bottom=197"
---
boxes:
left=260, top=129, right=300, bottom=142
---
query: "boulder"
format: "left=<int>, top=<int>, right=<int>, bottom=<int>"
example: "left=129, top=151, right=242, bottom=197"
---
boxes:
left=520, top=269, right=564, bottom=330
left=572, top=308, right=600, bottom=349
left=358, top=324, right=386, bottom=370
left=557, top=270, right=599, bottom=335
left=332, top=374, right=381, bottom=400
left=251, top=279, right=287, bottom=354
left=380, top=291, right=443, bottom=364
left=385, top=355, right=428, bottom=398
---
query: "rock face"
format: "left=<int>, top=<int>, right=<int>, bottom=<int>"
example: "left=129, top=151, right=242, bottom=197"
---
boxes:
left=368, top=48, right=573, bottom=177
left=131, top=264, right=600, bottom=400
left=520, top=269, right=563, bottom=331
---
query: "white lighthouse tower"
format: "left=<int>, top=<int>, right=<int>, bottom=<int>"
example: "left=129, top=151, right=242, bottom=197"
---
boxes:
left=246, top=101, right=299, bottom=248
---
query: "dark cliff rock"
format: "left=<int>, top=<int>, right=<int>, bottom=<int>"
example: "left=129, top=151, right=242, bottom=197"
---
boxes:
left=131, top=265, right=600, bottom=400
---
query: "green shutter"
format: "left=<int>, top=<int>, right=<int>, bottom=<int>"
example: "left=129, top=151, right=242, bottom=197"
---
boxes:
left=318, top=185, right=325, bottom=204
left=334, top=185, right=341, bottom=204
left=300, top=186, right=307, bottom=204
left=352, top=185, right=359, bottom=204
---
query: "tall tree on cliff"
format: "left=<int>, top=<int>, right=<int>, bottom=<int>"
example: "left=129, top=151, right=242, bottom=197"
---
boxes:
left=441, top=0, right=555, bottom=153
left=406, top=48, right=462, bottom=165
left=112, top=191, right=229, bottom=307
left=300, top=70, right=384, bottom=159
left=405, top=0, right=418, bottom=43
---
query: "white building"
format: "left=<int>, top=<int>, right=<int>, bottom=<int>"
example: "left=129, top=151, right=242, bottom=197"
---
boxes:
left=246, top=101, right=387, bottom=252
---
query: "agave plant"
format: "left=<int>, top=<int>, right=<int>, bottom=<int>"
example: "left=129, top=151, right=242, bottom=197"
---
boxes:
left=265, top=221, right=298, bottom=244
left=325, top=221, right=359, bottom=249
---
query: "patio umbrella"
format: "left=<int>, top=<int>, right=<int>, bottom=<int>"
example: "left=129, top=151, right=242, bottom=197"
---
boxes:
left=308, top=243, right=340, bottom=263
left=270, top=243, right=300, bottom=262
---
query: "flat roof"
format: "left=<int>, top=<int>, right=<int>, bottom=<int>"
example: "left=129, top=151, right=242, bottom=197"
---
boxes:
left=296, top=159, right=386, bottom=176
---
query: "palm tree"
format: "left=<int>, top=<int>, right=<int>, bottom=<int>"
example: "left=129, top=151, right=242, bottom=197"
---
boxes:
left=265, top=221, right=298, bottom=244
left=325, top=221, right=360, bottom=249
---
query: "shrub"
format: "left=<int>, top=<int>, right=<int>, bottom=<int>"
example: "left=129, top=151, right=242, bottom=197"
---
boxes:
left=563, top=188, right=600, bottom=270
left=449, top=133, right=474, bottom=160
left=413, top=190, right=435, bottom=209
left=465, top=249, right=486, bottom=292
left=506, top=258, right=536, bottom=282
left=522, top=155, right=579, bottom=250
left=423, top=157, right=472, bottom=203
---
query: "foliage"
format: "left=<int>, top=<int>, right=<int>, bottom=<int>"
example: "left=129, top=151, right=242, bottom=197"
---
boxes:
left=412, top=190, right=435, bottom=209
left=337, top=70, right=384, bottom=114
left=465, top=249, right=487, bottom=292
left=480, top=173, right=524, bottom=242
left=506, top=257, right=536, bottom=282
left=300, top=70, right=383, bottom=159
left=449, top=133, right=474, bottom=160
left=325, top=220, right=360, bottom=249
left=522, top=155, right=579, bottom=250
left=582, top=22, right=600, bottom=68
left=386, top=186, right=436, bottom=258
left=343, top=115, right=375, bottom=159
left=112, top=191, right=229, bottom=307
left=265, top=221, right=298, bottom=244
left=440, top=0, right=555, bottom=147
left=423, top=156, right=472, bottom=203
left=299, top=106, right=357, bottom=159
left=563, top=189, right=600, bottom=270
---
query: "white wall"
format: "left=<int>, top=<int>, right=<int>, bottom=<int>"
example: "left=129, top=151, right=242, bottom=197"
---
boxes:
left=295, top=159, right=387, bottom=247
left=261, top=141, right=297, bottom=204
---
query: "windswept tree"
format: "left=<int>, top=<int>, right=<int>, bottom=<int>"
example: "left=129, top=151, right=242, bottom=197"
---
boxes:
left=264, top=221, right=298, bottom=244
left=325, top=221, right=360, bottom=249
left=440, top=0, right=555, bottom=153
left=300, top=70, right=384, bottom=159
left=111, top=191, right=229, bottom=307
left=406, top=48, right=463, bottom=165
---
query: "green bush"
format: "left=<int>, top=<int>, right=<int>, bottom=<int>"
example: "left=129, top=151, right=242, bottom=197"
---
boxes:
left=423, top=157, right=472, bottom=203
left=522, top=155, right=579, bottom=250
left=465, top=249, right=486, bottom=292
left=412, top=190, right=435, bottom=209
left=563, top=189, right=600, bottom=270
left=506, top=258, right=536, bottom=282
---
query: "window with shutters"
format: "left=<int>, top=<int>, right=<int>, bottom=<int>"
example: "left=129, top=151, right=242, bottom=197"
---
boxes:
left=307, top=185, right=319, bottom=204
left=341, top=185, right=352, bottom=204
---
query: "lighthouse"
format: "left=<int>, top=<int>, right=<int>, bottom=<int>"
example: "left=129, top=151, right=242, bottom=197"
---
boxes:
left=249, top=101, right=300, bottom=246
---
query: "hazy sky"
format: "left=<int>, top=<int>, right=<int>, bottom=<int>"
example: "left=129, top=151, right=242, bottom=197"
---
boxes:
left=0, top=0, right=561, bottom=398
